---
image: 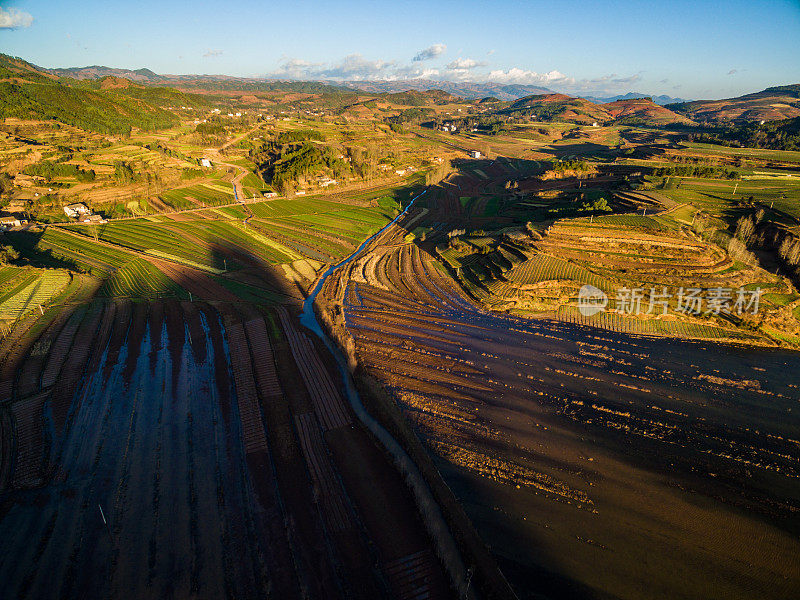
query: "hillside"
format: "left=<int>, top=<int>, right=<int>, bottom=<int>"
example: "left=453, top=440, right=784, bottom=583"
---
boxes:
left=0, top=54, right=59, bottom=83
left=500, top=93, right=611, bottom=124
left=668, top=84, right=800, bottom=123
left=604, top=97, right=694, bottom=125
left=0, top=54, right=209, bottom=134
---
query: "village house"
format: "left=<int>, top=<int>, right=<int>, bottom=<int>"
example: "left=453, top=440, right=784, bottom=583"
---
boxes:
left=63, top=202, right=91, bottom=219
left=0, top=216, right=21, bottom=230
left=318, top=177, right=338, bottom=187
left=200, top=158, right=213, bottom=168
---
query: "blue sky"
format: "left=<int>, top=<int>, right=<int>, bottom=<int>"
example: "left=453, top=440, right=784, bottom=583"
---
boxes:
left=1, top=0, right=798, bottom=99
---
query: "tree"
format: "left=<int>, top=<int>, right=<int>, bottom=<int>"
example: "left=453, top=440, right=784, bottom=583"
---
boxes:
left=0, top=245, right=19, bottom=265
left=0, top=172, right=14, bottom=197
left=734, top=215, right=755, bottom=243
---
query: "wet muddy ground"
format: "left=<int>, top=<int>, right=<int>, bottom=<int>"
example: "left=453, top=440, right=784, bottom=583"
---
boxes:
left=0, top=300, right=454, bottom=600
left=345, top=241, right=800, bottom=600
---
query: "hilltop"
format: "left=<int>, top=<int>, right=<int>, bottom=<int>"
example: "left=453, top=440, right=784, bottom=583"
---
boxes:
left=46, top=64, right=163, bottom=83
left=604, top=97, right=695, bottom=125
left=500, top=93, right=611, bottom=124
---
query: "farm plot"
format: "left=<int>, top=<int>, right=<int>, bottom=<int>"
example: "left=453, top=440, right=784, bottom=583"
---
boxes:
left=160, top=183, right=234, bottom=210
left=66, top=221, right=228, bottom=272
left=0, top=270, right=71, bottom=321
left=507, top=252, right=612, bottom=291
left=98, top=258, right=185, bottom=298
left=0, top=303, right=286, bottom=599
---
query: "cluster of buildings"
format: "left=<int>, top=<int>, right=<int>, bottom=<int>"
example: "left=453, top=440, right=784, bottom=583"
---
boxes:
left=63, top=203, right=107, bottom=224
left=0, top=216, right=26, bottom=231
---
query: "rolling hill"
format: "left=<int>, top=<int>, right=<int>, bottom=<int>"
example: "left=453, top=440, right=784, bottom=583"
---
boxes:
left=0, top=54, right=208, bottom=134
left=604, top=97, right=695, bottom=125
left=496, top=93, right=691, bottom=126
left=668, top=84, right=800, bottom=123
left=500, top=93, right=611, bottom=124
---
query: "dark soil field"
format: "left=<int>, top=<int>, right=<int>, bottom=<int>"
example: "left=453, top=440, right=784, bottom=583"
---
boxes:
left=340, top=222, right=800, bottom=600
left=0, top=298, right=454, bottom=600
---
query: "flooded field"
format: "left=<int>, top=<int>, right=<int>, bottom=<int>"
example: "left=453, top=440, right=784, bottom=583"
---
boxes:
left=0, top=300, right=453, bottom=600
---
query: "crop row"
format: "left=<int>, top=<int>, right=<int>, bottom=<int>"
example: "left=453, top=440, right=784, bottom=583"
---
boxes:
left=555, top=306, right=757, bottom=340
left=160, top=183, right=234, bottom=210
left=508, top=253, right=612, bottom=291
left=0, top=271, right=71, bottom=321
left=276, top=307, right=351, bottom=431
left=98, top=258, right=184, bottom=298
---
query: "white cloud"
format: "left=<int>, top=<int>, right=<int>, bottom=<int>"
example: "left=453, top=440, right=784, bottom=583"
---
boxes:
left=412, top=44, right=446, bottom=62
left=203, top=49, right=223, bottom=58
left=446, top=58, right=486, bottom=71
left=317, top=54, right=395, bottom=79
left=0, top=7, right=33, bottom=29
left=485, top=68, right=572, bottom=86
left=268, top=52, right=649, bottom=96
left=272, top=54, right=441, bottom=81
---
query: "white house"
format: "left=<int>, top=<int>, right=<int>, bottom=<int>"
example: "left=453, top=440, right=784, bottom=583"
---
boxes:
left=470, top=150, right=482, bottom=159
left=0, top=216, right=21, bottom=230
left=63, top=203, right=91, bottom=219
left=200, top=158, right=212, bottom=168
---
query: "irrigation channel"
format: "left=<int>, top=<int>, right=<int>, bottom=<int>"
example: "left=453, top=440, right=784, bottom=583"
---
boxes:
left=300, top=189, right=480, bottom=600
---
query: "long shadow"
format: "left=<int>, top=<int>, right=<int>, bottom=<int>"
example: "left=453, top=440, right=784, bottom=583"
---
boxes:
left=346, top=163, right=800, bottom=600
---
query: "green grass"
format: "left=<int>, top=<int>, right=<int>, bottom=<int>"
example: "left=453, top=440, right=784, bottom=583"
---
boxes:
left=508, top=253, right=612, bottom=291
left=160, top=183, right=234, bottom=210
left=98, top=258, right=185, bottom=298
left=0, top=270, right=71, bottom=321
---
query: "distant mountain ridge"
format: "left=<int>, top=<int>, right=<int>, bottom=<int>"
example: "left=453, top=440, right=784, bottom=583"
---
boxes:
left=3, top=54, right=799, bottom=126
left=45, top=64, right=164, bottom=83
left=342, top=79, right=553, bottom=100
left=579, top=92, right=688, bottom=105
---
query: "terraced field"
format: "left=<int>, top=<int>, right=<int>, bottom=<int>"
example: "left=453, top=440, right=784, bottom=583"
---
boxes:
left=333, top=222, right=800, bottom=600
